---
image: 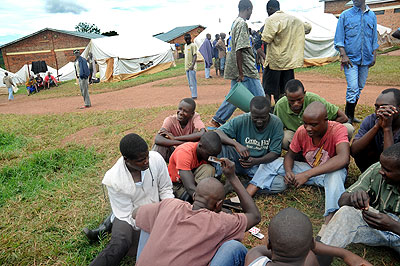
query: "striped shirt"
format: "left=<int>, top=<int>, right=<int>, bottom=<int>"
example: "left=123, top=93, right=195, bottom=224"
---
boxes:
left=347, top=162, right=400, bottom=216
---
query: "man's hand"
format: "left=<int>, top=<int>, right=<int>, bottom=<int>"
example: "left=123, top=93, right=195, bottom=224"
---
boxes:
left=284, top=171, right=296, bottom=185
left=238, top=157, right=256, bottom=168
left=340, top=54, right=353, bottom=69
left=158, top=129, right=175, bottom=140
left=342, top=252, right=373, bottom=266
left=220, top=158, right=236, bottom=179
left=235, top=143, right=250, bottom=159
left=368, top=58, right=376, bottom=68
left=376, top=105, right=397, bottom=129
left=349, top=191, right=370, bottom=210
left=362, top=210, right=396, bottom=232
left=236, top=73, right=244, bottom=82
left=293, top=172, right=310, bottom=188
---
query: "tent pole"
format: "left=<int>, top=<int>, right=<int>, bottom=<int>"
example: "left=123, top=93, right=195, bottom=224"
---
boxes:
left=50, top=33, right=59, bottom=81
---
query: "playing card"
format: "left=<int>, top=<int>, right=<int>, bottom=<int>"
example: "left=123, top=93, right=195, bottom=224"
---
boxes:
left=208, top=156, right=222, bottom=165
left=249, top=226, right=260, bottom=235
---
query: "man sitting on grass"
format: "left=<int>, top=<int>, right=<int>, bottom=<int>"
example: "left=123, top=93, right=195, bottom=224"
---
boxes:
left=35, top=74, right=44, bottom=91
left=320, top=142, right=400, bottom=256
left=87, top=133, right=174, bottom=266
left=134, top=158, right=261, bottom=266
left=25, top=76, right=38, bottom=95
left=215, top=96, right=284, bottom=193
left=152, top=98, right=206, bottom=162
left=168, top=131, right=222, bottom=200
left=249, top=102, right=350, bottom=224
left=245, top=207, right=372, bottom=266
left=43, top=72, right=58, bottom=89
left=274, top=79, right=352, bottom=150
left=351, top=88, right=400, bottom=172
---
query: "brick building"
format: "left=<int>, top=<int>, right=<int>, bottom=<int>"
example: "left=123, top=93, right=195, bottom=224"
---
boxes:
left=0, top=28, right=104, bottom=73
left=321, top=0, right=400, bottom=30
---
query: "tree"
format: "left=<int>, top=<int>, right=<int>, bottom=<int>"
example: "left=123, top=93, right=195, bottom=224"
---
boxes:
left=75, top=22, right=101, bottom=34
left=102, top=31, right=119, bottom=37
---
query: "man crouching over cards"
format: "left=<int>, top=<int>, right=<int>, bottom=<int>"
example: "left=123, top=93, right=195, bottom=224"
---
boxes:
left=133, top=158, right=261, bottom=266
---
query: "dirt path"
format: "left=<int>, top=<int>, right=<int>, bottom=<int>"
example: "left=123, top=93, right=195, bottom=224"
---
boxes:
left=0, top=71, right=389, bottom=115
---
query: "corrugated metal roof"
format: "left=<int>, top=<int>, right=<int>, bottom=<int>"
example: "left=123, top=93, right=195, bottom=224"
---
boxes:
left=345, top=0, right=396, bottom=5
left=0, top=28, right=104, bottom=49
left=154, top=25, right=205, bottom=42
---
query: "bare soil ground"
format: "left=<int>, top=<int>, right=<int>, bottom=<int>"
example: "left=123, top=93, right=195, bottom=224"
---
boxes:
left=0, top=71, right=388, bottom=115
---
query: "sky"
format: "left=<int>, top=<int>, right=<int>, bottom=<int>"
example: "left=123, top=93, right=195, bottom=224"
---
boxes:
left=0, top=0, right=324, bottom=46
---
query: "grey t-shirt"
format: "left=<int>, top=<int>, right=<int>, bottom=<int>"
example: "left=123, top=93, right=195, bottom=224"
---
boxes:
left=224, top=17, right=259, bottom=80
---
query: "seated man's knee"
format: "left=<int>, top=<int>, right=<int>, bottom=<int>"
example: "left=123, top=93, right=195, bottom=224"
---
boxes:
left=194, top=164, right=215, bottom=182
left=282, top=130, right=295, bottom=150
left=343, top=123, right=354, bottom=140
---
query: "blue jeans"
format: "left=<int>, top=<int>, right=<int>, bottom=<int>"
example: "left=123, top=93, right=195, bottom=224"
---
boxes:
left=213, top=77, right=265, bottom=125
left=220, top=57, right=226, bottom=71
left=251, top=158, right=347, bottom=216
left=215, top=145, right=259, bottom=178
left=321, top=206, right=400, bottom=254
left=210, top=240, right=247, bottom=266
left=186, top=70, right=197, bottom=98
left=137, top=230, right=247, bottom=266
left=8, top=86, right=14, bottom=100
left=205, top=68, right=211, bottom=78
left=344, top=64, right=369, bottom=103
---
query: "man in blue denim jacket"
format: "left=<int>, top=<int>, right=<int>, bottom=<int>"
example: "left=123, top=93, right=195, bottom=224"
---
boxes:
left=334, top=0, right=379, bottom=124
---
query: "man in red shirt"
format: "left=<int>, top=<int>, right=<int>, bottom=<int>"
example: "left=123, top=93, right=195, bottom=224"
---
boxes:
left=152, top=98, right=206, bottom=162
left=168, top=131, right=221, bottom=200
left=43, top=72, right=58, bottom=89
left=134, top=158, right=261, bottom=266
left=250, top=102, right=350, bottom=224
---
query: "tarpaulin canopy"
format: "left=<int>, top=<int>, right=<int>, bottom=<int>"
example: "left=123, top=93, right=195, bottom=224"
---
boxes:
left=81, top=35, right=175, bottom=82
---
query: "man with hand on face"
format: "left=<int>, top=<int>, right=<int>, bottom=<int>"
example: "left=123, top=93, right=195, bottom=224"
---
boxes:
left=134, top=158, right=261, bottom=266
left=351, top=88, right=400, bottom=172
left=88, top=133, right=173, bottom=266
left=215, top=96, right=284, bottom=200
left=152, top=98, right=205, bottom=162
left=320, top=143, right=400, bottom=257
left=251, top=102, right=350, bottom=224
left=335, top=0, right=379, bottom=124
left=274, top=79, right=353, bottom=150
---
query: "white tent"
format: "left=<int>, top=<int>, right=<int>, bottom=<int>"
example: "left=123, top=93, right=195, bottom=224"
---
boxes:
left=0, top=67, right=24, bottom=87
left=82, top=35, right=175, bottom=82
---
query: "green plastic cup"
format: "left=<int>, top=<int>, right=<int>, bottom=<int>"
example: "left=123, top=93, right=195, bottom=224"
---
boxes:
left=225, top=82, right=254, bottom=112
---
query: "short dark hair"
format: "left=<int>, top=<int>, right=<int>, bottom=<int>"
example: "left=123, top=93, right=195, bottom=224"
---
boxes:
left=250, top=96, right=271, bottom=111
left=199, top=131, right=222, bottom=155
left=269, top=207, right=313, bottom=258
left=381, top=88, right=400, bottom=106
left=285, top=79, right=305, bottom=93
left=238, top=0, right=253, bottom=11
left=267, top=0, right=280, bottom=10
left=382, top=143, right=400, bottom=162
left=184, top=33, right=191, bottom=39
left=119, top=133, right=148, bottom=160
left=181, top=97, right=196, bottom=112
left=4, top=72, right=8, bottom=76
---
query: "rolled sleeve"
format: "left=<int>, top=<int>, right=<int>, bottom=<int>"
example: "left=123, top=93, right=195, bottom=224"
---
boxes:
left=334, top=14, right=345, bottom=49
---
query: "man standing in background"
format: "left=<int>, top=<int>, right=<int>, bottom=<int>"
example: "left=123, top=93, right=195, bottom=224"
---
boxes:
left=184, top=33, right=198, bottom=99
left=334, top=0, right=379, bottom=124
left=199, top=33, right=213, bottom=79
left=74, top=49, right=91, bottom=109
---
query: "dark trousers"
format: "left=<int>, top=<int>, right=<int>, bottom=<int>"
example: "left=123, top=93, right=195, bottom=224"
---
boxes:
left=90, top=218, right=140, bottom=266
left=262, top=65, right=294, bottom=102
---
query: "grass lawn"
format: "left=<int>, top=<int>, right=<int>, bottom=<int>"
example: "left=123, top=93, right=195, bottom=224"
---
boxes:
left=1, top=55, right=400, bottom=265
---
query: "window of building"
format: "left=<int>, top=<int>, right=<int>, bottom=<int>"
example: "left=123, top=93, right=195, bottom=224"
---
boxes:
left=394, top=8, right=400, bottom=13
left=374, top=10, right=385, bottom=15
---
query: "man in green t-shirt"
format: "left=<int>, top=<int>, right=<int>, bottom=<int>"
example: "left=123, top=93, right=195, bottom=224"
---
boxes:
left=215, top=96, right=285, bottom=199
left=320, top=142, right=400, bottom=255
left=274, top=79, right=353, bottom=150
left=184, top=33, right=198, bottom=99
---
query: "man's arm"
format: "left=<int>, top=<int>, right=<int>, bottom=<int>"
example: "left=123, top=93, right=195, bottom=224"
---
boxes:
left=179, top=170, right=197, bottom=198
left=215, top=129, right=249, bottom=158
left=377, top=105, right=398, bottom=150
left=313, top=241, right=372, bottom=266
left=154, top=132, right=185, bottom=147
left=239, top=152, right=280, bottom=169
left=338, top=46, right=353, bottom=69
left=154, top=154, right=175, bottom=200
left=350, top=123, right=379, bottom=156
left=173, top=128, right=206, bottom=142
left=236, top=48, right=244, bottom=82
left=221, top=158, right=261, bottom=231
left=294, top=142, right=350, bottom=187
left=189, top=53, right=197, bottom=71
left=335, top=109, right=349, bottom=123
left=283, top=149, right=297, bottom=185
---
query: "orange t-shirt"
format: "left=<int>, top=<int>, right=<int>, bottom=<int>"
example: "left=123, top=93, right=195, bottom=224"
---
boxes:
left=168, top=142, right=207, bottom=182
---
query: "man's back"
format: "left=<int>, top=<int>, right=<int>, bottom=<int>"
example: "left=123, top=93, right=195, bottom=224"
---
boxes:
left=136, top=198, right=247, bottom=266
left=262, top=11, right=310, bottom=70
